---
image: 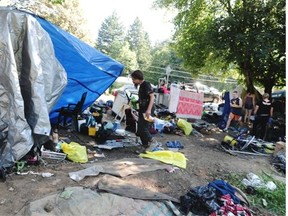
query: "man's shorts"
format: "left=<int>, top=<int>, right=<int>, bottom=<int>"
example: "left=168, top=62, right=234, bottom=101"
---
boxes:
left=229, top=112, right=242, bottom=121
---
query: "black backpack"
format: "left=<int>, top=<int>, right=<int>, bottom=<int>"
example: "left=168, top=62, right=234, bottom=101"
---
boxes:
left=95, top=123, right=113, bottom=144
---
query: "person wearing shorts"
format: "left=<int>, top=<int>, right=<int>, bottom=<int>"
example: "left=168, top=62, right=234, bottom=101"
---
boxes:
left=223, top=91, right=243, bottom=132
left=243, top=90, right=255, bottom=124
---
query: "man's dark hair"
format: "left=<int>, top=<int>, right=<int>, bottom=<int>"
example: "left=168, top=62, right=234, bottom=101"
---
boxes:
left=233, top=90, right=238, bottom=94
left=131, top=70, right=144, bottom=80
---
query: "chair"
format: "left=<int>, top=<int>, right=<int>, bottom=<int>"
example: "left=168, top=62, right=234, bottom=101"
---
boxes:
left=57, top=92, right=87, bottom=131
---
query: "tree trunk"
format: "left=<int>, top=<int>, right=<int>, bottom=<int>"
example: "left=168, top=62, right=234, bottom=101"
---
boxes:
left=264, top=83, right=273, bottom=97
left=243, top=68, right=254, bottom=92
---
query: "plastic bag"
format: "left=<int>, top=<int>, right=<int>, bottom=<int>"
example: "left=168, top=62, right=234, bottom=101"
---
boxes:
left=61, top=142, right=88, bottom=163
left=180, top=185, right=220, bottom=215
left=177, top=119, right=192, bottom=136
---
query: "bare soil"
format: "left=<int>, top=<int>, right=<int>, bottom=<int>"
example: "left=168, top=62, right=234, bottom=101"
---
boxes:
left=0, top=118, right=284, bottom=216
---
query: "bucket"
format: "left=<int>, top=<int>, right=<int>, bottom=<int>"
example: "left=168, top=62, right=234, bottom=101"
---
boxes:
left=88, top=126, right=96, bottom=136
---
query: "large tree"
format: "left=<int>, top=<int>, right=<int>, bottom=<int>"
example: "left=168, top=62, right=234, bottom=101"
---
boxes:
left=155, top=0, right=286, bottom=94
left=96, top=11, right=125, bottom=55
left=212, top=0, right=286, bottom=94
left=127, top=17, right=152, bottom=67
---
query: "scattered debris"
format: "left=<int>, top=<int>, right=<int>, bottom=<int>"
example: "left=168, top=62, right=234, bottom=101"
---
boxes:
left=241, top=172, right=277, bottom=191
left=16, top=171, right=54, bottom=178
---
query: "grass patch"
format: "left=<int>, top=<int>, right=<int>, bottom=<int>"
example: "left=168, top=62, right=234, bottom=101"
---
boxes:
left=221, top=172, right=286, bottom=216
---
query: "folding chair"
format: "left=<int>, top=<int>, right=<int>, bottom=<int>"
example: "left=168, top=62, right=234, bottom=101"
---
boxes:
left=56, top=92, right=87, bottom=131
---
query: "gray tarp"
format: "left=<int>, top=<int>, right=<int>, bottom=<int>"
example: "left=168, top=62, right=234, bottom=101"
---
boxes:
left=0, top=8, right=67, bottom=167
left=16, top=187, right=180, bottom=216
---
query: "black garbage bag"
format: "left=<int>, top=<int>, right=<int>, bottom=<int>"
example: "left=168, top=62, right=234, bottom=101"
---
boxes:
left=95, top=123, right=113, bottom=144
left=180, top=185, right=220, bottom=215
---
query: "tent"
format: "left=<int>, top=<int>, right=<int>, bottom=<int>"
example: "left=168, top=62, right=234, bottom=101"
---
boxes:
left=0, top=8, right=124, bottom=168
left=34, top=15, right=124, bottom=124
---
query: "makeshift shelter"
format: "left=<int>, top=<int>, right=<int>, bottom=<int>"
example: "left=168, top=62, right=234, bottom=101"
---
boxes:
left=0, top=8, right=124, bottom=168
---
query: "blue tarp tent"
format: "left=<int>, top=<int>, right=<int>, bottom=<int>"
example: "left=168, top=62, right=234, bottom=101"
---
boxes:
left=0, top=8, right=124, bottom=168
left=34, top=16, right=124, bottom=124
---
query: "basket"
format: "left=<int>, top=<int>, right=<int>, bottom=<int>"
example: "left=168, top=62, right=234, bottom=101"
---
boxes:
left=41, top=150, right=66, bottom=160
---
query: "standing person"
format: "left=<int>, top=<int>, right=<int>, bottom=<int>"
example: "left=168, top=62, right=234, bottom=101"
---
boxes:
left=223, top=91, right=243, bottom=132
left=252, top=93, right=273, bottom=140
left=131, top=70, right=155, bottom=149
left=243, top=90, right=255, bottom=124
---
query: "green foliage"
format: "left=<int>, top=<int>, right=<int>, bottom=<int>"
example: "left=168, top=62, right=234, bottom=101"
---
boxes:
left=126, top=17, right=152, bottom=66
left=151, top=41, right=182, bottom=68
left=16, top=0, right=92, bottom=44
left=96, top=11, right=125, bottom=55
left=155, top=0, right=286, bottom=94
left=116, top=41, right=139, bottom=73
left=48, top=0, right=64, bottom=4
left=211, top=0, right=286, bottom=94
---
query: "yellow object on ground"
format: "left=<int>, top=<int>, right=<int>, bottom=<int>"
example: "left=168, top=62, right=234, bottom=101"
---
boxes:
left=223, top=135, right=238, bottom=146
left=140, top=150, right=187, bottom=169
left=177, top=119, right=192, bottom=136
left=62, top=142, right=88, bottom=163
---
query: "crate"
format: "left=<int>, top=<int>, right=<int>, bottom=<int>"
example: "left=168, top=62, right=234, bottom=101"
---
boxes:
left=41, top=150, right=66, bottom=160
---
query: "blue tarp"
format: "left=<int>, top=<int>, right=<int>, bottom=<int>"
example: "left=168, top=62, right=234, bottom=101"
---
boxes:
left=34, top=16, right=124, bottom=124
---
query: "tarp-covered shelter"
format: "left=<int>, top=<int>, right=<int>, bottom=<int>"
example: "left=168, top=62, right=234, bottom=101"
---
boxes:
left=0, top=7, right=124, bottom=168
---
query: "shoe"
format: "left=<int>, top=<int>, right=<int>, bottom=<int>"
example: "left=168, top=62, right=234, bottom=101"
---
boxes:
left=223, top=128, right=228, bottom=132
left=135, top=145, right=149, bottom=154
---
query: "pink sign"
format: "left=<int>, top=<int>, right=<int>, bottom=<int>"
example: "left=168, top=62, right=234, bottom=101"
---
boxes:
left=176, top=90, right=204, bottom=119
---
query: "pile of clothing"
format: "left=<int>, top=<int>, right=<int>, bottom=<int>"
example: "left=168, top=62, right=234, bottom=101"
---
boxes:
left=180, top=179, right=253, bottom=216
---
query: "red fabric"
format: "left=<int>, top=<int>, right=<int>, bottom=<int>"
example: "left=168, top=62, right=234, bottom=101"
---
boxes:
left=209, top=194, right=253, bottom=216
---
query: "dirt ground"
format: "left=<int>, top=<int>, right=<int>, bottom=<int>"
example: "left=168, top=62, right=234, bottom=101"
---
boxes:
left=0, top=114, right=285, bottom=216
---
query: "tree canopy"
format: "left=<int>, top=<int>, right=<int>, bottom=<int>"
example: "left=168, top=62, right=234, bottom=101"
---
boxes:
left=10, top=0, right=92, bottom=44
left=127, top=17, right=152, bottom=67
left=155, top=0, right=286, bottom=94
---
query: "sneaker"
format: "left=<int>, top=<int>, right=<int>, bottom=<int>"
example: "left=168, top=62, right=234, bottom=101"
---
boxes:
left=223, top=128, right=228, bottom=132
left=135, top=142, right=150, bottom=154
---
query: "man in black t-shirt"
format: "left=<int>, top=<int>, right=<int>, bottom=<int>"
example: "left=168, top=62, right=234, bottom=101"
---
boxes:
left=252, top=93, right=273, bottom=139
left=131, top=70, right=155, bottom=148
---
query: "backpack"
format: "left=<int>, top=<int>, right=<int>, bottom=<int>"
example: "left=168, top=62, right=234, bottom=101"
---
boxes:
left=95, top=123, right=113, bottom=144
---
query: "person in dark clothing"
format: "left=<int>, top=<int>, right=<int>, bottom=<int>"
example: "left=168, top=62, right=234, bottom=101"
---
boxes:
left=243, top=90, right=255, bottom=124
left=131, top=70, right=155, bottom=147
left=272, top=97, right=285, bottom=119
left=252, top=93, right=273, bottom=140
left=223, top=90, right=243, bottom=132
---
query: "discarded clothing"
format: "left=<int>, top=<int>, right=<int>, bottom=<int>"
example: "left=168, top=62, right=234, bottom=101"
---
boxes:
left=166, top=141, right=184, bottom=149
left=210, top=194, right=253, bottom=216
left=208, top=179, right=241, bottom=204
